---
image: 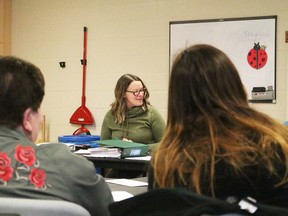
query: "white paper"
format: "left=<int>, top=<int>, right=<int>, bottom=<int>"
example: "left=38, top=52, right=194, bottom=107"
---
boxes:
left=105, top=178, right=148, bottom=187
left=74, top=149, right=90, bottom=154
left=76, top=147, right=121, bottom=158
left=84, top=154, right=121, bottom=158
left=112, top=191, right=134, bottom=202
left=88, top=147, right=121, bottom=158
left=125, top=156, right=151, bottom=161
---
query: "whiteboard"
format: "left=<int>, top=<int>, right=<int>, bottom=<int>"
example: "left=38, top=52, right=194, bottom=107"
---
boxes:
left=169, top=16, right=277, bottom=102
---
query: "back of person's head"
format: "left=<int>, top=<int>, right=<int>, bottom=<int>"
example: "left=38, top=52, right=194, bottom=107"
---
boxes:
left=168, top=44, right=247, bottom=126
left=0, top=56, right=45, bottom=129
left=152, top=44, right=288, bottom=195
left=111, top=73, right=150, bottom=123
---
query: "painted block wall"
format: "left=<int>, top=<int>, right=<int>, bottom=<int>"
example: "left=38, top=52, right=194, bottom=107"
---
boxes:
left=11, top=0, right=288, bottom=142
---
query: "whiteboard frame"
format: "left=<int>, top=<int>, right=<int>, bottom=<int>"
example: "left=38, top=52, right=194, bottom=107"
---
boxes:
left=169, top=15, right=277, bottom=103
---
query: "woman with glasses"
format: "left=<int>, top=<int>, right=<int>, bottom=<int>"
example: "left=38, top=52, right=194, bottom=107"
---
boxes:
left=101, top=73, right=166, bottom=178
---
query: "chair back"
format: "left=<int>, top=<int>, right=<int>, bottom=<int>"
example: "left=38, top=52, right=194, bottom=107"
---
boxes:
left=0, top=198, right=91, bottom=216
left=109, top=188, right=288, bottom=216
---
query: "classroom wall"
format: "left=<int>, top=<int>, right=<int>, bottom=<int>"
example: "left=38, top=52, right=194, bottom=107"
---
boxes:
left=11, top=0, right=288, bottom=142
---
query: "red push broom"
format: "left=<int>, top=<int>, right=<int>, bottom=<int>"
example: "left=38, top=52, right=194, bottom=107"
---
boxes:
left=70, top=27, right=94, bottom=135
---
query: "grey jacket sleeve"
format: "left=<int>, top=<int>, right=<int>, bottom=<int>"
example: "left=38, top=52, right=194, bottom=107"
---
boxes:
left=40, top=144, right=114, bottom=216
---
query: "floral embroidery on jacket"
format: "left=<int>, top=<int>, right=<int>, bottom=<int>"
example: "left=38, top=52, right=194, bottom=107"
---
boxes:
left=0, top=152, right=14, bottom=183
left=0, top=144, right=48, bottom=189
left=29, top=167, right=46, bottom=188
left=14, top=145, right=36, bottom=167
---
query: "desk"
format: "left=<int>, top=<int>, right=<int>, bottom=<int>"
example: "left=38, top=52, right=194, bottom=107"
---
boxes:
left=85, top=156, right=150, bottom=176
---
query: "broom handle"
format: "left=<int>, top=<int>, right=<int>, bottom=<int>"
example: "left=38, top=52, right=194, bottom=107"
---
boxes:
left=82, top=27, right=87, bottom=106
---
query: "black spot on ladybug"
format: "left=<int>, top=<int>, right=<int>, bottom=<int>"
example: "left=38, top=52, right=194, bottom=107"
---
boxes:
left=247, top=42, right=268, bottom=69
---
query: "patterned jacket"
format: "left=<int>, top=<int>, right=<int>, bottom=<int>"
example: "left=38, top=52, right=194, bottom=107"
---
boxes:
left=0, top=126, right=113, bottom=216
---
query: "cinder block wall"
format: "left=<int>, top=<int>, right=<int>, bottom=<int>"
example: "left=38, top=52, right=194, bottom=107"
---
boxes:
left=11, top=0, right=288, bottom=141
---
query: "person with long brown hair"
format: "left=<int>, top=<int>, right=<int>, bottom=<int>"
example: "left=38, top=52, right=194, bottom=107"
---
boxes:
left=101, top=73, right=165, bottom=148
left=149, top=44, right=288, bottom=207
left=101, top=73, right=165, bottom=178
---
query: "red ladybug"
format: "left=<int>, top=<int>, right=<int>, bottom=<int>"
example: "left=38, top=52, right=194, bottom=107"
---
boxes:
left=247, top=42, right=268, bottom=69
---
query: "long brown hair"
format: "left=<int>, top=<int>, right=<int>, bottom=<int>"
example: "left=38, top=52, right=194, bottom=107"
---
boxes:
left=111, top=73, right=150, bottom=123
left=151, top=44, right=288, bottom=196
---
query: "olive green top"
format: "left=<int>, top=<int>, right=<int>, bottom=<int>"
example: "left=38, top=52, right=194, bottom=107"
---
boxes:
left=101, top=106, right=166, bottom=149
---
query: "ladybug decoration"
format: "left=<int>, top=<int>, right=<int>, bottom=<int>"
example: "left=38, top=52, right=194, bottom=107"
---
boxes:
left=247, top=42, right=268, bottom=69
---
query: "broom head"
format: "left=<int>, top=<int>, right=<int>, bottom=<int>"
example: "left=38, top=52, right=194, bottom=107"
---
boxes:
left=70, top=105, right=94, bottom=125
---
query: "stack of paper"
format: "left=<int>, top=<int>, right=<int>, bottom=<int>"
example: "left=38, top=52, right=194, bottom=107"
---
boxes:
left=88, top=147, right=121, bottom=158
left=74, top=149, right=90, bottom=155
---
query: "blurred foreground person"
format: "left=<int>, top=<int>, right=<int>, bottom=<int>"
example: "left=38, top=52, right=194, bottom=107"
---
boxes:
left=0, top=56, right=113, bottom=216
left=149, top=44, right=288, bottom=208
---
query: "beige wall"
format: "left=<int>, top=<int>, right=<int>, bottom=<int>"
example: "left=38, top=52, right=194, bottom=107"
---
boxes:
left=11, top=0, right=288, bottom=142
left=0, top=0, right=11, bottom=55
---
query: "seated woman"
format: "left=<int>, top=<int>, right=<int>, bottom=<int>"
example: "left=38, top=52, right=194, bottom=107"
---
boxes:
left=101, top=73, right=166, bottom=178
left=149, top=44, right=288, bottom=208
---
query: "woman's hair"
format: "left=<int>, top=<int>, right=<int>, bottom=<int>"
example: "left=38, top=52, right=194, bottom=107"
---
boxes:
left=151, top=44, right=288, bottom=196
left=111, top=73, right=150, bottom=123
left=0, top=56, right=45, bottom=129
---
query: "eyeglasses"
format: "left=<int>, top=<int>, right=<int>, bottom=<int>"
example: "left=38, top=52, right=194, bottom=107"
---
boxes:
left=126, top=88, right=146, bottom=96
